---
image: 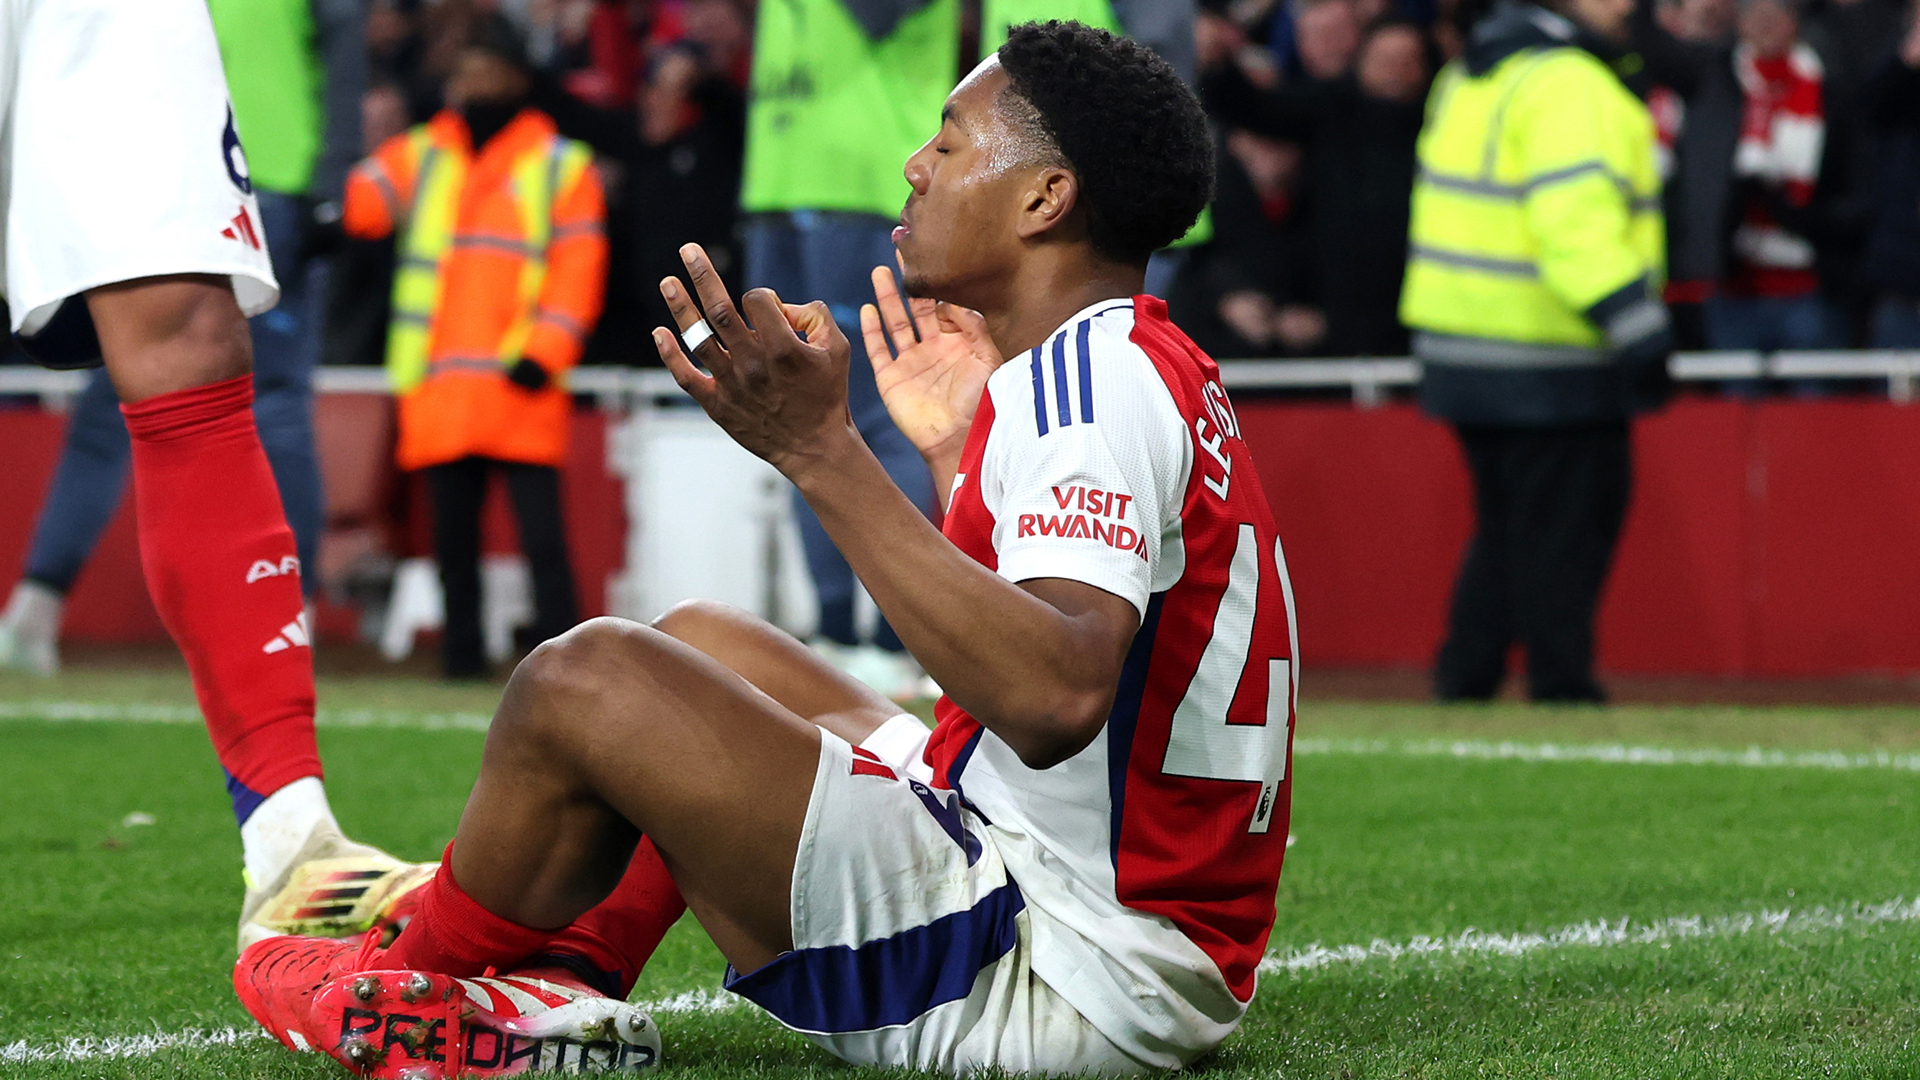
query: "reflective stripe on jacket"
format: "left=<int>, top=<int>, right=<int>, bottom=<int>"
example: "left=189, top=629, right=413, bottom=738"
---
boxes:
left=1400, top=44, right=1664, bottom=424
left=344, top=109, right=606, bottom=469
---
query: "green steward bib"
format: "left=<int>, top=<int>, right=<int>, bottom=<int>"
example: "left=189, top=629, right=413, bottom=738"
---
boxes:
left=742, top=0, right=960, bottom=217
left=980, top=0, right=1120, bottom=49
left=208, top=0, right=323, bottom=196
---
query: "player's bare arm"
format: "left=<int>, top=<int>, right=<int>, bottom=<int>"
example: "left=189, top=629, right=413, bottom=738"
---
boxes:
left=655, top=245, right=1137, bottom=770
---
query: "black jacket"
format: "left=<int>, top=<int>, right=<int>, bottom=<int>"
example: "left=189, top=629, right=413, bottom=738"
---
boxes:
left=1861, top=56, right=1920, bottom=299
left=1203, top=66, right=1426, bottom=355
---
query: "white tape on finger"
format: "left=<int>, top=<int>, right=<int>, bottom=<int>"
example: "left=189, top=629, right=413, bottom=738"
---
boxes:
left=681, top=319, right=714, bottom=353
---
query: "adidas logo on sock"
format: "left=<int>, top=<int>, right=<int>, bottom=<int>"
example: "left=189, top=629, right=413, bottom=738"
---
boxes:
left=262, top=612, right=311, bottom=655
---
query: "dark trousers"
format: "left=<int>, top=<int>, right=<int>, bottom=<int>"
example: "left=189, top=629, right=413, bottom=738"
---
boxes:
left=743, top=212, right=936, bottom=650
left=1434, top=422, right=1631, bottom=703
left=426, top=457, right=579, bottom=678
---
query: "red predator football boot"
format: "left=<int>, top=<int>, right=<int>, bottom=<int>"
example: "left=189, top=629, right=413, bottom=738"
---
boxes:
left=235, top=932, right=390, bottom=1055
left=304, top=963, right=661, bottom=1077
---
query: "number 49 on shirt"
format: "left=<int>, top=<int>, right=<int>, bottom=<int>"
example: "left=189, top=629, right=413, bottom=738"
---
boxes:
left=1161, top=524, right=1297, bottom=834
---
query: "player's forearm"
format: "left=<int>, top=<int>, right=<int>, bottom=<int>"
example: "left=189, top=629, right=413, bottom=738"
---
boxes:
left=790, top=438, right=1118, bottom=767
left=925, top=445, right=962, bottom=513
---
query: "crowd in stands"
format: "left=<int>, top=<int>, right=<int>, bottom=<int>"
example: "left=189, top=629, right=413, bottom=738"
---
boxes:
left=0, top=0, right=1902, bottom=370
left=1179, top=0, right=1920, bottom=358
left=303, top=0, right=1920, bottom=369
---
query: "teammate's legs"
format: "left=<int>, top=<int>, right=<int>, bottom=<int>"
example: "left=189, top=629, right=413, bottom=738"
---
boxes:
left=2, top=0, right=428, bottom=945
left=91, top=275, right=323, bottom=832
left=6, top=219, right=324, bottom=668
left=390, top=617, right=821, bottom=977
left=501, top=461, right=579, bottom=647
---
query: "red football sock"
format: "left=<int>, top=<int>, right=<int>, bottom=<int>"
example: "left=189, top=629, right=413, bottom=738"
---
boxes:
left=542, top=838, right=687, bottom=997
left=122, top=375, right=320, bottom=822
left=386, top=844, right=560, bottom=976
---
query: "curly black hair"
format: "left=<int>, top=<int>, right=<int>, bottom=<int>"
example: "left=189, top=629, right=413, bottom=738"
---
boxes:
left=996, top=21, right=1215, bottom=265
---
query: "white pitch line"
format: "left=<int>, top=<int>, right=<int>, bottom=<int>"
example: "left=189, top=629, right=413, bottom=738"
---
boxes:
left=0, top=990, right=752, bottom=1065
left=0, top=1025, right=262, bottom=1065
left=0, top=700, right=494, bottom=732
left=1262, top=896, right=1920, bottom=974
left=1293, top=737, right=1920, bottom=773
left=7, top=897, right=1918, bottom=1064
left=8, top=701, right=1920, bottom=773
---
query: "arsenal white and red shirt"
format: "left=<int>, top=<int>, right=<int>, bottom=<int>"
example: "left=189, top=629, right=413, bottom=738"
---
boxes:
left=928, top=295, right=1298, bottom=1061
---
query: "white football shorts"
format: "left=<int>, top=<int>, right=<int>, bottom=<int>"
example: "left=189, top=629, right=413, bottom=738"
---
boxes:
left=722, top=716, right=1151, bottom=1076
left=0, top=0, right=277, bottom=336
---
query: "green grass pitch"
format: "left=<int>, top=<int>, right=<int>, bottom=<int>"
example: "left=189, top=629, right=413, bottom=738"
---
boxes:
left=1, top=669, right=1917, bottom=1078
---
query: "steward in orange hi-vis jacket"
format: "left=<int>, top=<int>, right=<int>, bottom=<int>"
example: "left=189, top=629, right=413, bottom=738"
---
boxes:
left=343, top=106, right=607, bottom=473
left=342, top=18, right=604, bottom=679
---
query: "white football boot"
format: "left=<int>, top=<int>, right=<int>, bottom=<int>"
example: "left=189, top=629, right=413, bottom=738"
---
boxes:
left=238, top=817, right=437, bottom=952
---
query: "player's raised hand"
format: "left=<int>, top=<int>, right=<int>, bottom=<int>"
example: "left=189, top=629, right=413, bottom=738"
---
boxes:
left=653, top=243, right=856, bottom=475
left=860, top=264, right=1003, bottom=469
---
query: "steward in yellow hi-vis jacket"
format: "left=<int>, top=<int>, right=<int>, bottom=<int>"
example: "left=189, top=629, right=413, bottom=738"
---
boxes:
left=1402, top=0, right=1672, bottom=704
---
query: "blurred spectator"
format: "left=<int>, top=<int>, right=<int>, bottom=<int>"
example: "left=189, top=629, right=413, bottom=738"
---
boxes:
left=1658, top=0, right=1738, bottom=38
left=1294, top=0, right=1365, bottom=80
left=1201, top=18, right=1433, bottom=354
left=1639, top=0, right=1863, bottom=357
left=1861, top=9, right=1920, bottom=347
left=626, top=0, right=752, bottom=340
left=1402, top=0, right=1673, bottom=702
left=1637, top=0, right=1743, bottom=345
left=526, top=0, right=752, bottom=359
left=0, top=0, right=365, bottom=675
left=368, top=0, right=468, bottom=122
left=1803, top=0, right=1904, bottom=118
left=737, top=0, right=954, bottom=696
left=1170, top=131, right=1321, bottom=357
left=1639, top=0, right=1741, bottom=345
left=1704, top=0, right=1854, bottom=354
left=1803, top=0, right=1904, bottom=334
left=343, top=20, right=607, bottom=678
left=1196, top=5, right=1286, bottom=88
left=322, top=82, right=415, bottom=369
left=556, top=0, right=648, bottom=107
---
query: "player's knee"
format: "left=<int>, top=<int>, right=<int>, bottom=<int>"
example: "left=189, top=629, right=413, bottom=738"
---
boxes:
left=651, top=598, right=753, bottom=646
left=517, top=616, right=632, bottom=690
left=512, top=617, right=660, bottom=722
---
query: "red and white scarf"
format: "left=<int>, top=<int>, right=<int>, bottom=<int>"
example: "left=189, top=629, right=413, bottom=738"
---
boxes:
left=1727, top=41, right=1825, bottom=295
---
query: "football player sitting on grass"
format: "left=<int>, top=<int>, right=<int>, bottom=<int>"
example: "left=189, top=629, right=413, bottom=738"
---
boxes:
left=236, top=21, right=1300, bottom=1077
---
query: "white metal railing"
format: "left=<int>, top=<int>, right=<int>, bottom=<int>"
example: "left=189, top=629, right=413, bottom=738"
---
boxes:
left=3, top=350, right=1917, bottom=406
